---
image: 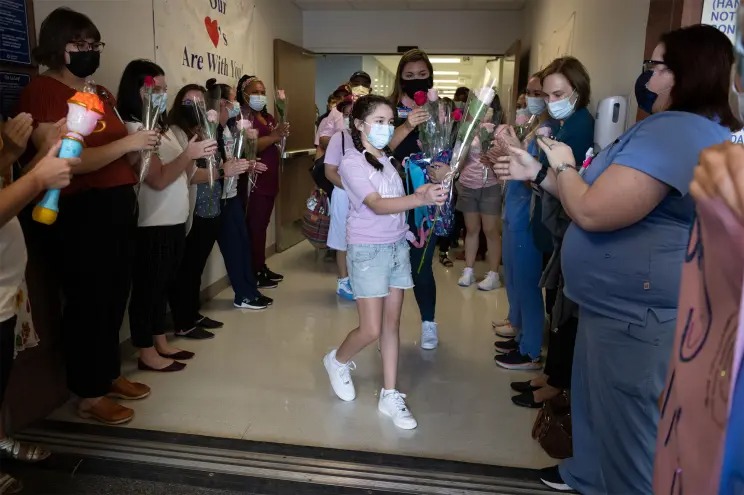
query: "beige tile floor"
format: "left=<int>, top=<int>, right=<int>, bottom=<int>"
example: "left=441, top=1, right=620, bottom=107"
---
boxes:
left=50, top=242, right=552, bottom=469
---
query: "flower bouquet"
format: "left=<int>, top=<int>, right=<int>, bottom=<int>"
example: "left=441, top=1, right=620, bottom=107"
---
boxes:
left=138, top=75, right=162, bottom=185
left=191, top=93, right=220, bottom=189
left=243, top=127, right=259, bottom=210
left=224, top=116, right=253, bottom=194
left=515, top=113, right=539, bottom=141
left=275, top=88, right=288, bottom=158
left=443, top=66, right=499, bottom=197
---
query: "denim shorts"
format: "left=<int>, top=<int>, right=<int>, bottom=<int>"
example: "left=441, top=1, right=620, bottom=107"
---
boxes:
left=347, top=239, right=414, bottom=298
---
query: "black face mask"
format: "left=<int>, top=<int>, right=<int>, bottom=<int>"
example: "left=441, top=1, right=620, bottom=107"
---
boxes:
left=66, top=51, right=100, bottom=78
left=634, top=70, right=658, bottom=114
left=401, top=76, right=434, bottom=99
left=180, top=104, right=200, bottom=128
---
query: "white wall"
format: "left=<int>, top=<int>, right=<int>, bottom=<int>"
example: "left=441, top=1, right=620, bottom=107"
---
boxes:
left=32, top=0, right=303, bottom=296
left=524, top=0, right=650, bottom=120
left=303, top=10, right=523, bottom=55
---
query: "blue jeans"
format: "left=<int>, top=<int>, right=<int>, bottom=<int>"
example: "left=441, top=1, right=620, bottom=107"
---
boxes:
left=408, top=235, right=437, bottom=323
left=502, top=226, right=544, bottom=359
left=218, top=197, right=260, bottom=300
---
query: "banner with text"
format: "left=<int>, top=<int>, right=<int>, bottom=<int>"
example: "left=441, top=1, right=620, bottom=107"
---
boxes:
left=154, top=0, right=256, bottom=95
left=702, top=0, right=744, bottom=143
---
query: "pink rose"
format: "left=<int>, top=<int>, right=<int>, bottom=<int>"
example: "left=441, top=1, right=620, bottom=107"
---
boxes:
left=277, top=89, right=286, bottom=100
left=427, top=88, right=438, bottom=102
left=536, top=126, right=552, bottom=137
left=246, top=129, right=259, bottom=139
left=515, top=113, right=529, bottom=126
left=481, top=122, right=496, bottom=133
left=413, top=91, right=428, bottom=107
left=238, top=119, right=252, bottom=130
left=452, top=108, right=463, bottom=122
left=206, top=109, right=219, bottom=123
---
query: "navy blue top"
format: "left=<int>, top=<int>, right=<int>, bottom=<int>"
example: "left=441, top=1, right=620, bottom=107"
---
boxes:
left=562, top=111, right=730, bottom=325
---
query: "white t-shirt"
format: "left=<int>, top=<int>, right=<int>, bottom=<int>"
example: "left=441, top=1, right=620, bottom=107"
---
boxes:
left=0, top=218, right=26, bottom=323
left=125, top=123, right=190, bottom=227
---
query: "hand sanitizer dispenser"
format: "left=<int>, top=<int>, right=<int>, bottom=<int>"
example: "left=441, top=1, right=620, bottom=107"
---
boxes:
left=595, top=96, right=628, bottom=151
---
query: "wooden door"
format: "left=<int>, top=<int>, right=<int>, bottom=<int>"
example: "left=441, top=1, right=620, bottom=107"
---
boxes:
left=499, top=40, right=522, bottom=124
left=273, top=39, right=317, bottom=253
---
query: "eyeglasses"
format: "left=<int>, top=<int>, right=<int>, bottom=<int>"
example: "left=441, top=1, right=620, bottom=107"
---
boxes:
left=67, top=41, right=106, bottom=53
left=643, top=60, right=668, bottom=74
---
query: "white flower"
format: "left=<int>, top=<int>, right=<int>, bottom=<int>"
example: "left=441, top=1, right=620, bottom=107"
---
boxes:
left=207, top=109, right=219, bottom=123
left=476, top=87, right=496, bottom=106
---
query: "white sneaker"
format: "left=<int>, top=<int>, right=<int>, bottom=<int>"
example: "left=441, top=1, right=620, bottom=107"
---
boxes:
left=478, top=271, right=502, bottom=291
left=323, top=350, right=356, bottom=401
left=421, top=321, right=439, bottom=350
left=336, top=278, right=354, bottom=301
left=378, top=389, right=418, bottom=430
left=458, top=267, right=476, bottom=287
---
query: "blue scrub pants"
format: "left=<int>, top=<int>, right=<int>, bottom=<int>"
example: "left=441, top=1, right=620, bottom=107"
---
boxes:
left=560, top=308, right=676, bottom=495
left=218, top=196, right=260, bottom=301
left=720, top=362, right=744, bottom=494
left=502, top=226, right=544, bottom=359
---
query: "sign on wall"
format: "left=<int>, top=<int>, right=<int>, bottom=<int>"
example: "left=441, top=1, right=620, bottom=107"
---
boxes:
left=0, top=0, right=32, bottom=65
left=702, top=0, right=744, bottom=143
left=154, top=0, right=256, bottom=93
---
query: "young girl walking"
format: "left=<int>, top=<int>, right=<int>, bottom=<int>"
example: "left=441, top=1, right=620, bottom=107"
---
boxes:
left=322, top=95, right=447, bottom=430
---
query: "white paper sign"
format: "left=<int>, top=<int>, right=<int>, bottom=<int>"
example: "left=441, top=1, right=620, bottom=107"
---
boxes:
left=702, top=0, right=744, bottom=143
left=154, top=0, right=256, bottom=94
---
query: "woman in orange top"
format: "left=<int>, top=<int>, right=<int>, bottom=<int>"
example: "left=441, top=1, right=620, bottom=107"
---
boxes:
left=17, top=7, right=157, bottom=425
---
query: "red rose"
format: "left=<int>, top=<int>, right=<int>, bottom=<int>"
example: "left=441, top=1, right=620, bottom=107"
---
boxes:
left=144, top=76, right=155, bottom=87
left=452, top=108, right=463, bottom=121
left=413, top=91, right=428, bottom=107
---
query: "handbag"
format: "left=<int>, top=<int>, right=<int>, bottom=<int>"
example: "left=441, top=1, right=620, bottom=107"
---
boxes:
left=532, top=390, right=573, bottom=459
left=302, top=189, right=331, bottom=249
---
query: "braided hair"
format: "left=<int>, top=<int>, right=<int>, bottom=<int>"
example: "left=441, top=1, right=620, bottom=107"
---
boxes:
left=348, top=95, right=400, bottom=172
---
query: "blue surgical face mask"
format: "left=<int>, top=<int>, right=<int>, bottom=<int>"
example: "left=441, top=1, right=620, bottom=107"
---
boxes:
left=364, top=122, right=394, bottom=150
left=152, top=92, right=168, bottom=114
left=547, top=90, right=577, bottom=120
left=228, top=101, right=241, bottom=119
left=635, top=70, right=658, bottom=114
left=249, top=94, right=267, bottom=111
left=526, top=96, right=546, bottom=116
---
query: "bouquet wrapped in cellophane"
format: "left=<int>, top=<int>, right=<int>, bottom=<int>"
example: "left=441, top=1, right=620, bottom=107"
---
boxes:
left=224, top=116, right=253, bottom=194
left=275, top=89, right=287, bottom=158
left=191, top=92, right=221, bottom=189
left=442, top=66, right=499, bottom=197
left=243, top=127, right=259, bottom=210
left=414, top=88, right=456, bottom=161
left=138, top=75, right=162, bottom=185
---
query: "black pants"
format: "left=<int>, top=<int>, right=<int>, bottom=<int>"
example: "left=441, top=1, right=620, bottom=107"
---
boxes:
left=544, top=316, right=579, bottom=390
left=0, top=317, right=15, bottom=409
left=129, top=224, right=186, bottom=348
left=438, top=210, right=465, bottom=253
left=543, top=253, right=557, bottom=314
left=169, top=215, right=221, bottom=331
left=58, top=186, right=137, bottom=398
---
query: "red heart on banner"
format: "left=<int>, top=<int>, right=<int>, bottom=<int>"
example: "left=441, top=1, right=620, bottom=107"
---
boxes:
left=204, top=17, right=219, bottom=47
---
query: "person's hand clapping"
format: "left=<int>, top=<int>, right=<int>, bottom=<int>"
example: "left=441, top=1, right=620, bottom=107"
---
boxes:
left=223, top=158, right=251, bottom=177
left=405, top=107, right=429, bottom=130
left=536, top=136, right=576, bottom=170
left=250, top=160, right=268, bottom=174
left=415, top=183, right=449, bottom=206
left=1, top=113, right=33, bottom=157
left=127, top=129, right=160, bottom=152
left=29, top=140, right=79, bottom=190
left=185, top=135, right=217, bottom=160
left=493, top=146, right=542, bottom=182
left=36, top=118, right=68, bottom=153
left=691, top=141, right=744, bottom=220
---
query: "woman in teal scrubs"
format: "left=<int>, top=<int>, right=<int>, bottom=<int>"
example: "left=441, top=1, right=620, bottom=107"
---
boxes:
left=495, top=25, right=738, bottom=495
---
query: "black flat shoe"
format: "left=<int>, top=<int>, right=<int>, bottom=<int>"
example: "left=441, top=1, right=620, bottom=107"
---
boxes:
left=510, top=380, right=541, bottom=393
left=196, top=315, right=223, bottom=329
left=175, top=327, right=215, bottom=340
left=158, top=350, right=195, bottom=360
left=138, top=359, right=186, bottom=372
left=511, top=390, right=543, bottom=409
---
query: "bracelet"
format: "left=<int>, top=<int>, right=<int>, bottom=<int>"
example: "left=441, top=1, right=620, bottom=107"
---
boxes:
left=534, top=164, right=549, bottom=186
left=555, top=162, right=573, bottom=176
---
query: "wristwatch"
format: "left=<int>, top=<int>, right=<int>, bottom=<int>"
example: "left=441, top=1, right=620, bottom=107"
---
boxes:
left=555, top=163, right=574, bottom=175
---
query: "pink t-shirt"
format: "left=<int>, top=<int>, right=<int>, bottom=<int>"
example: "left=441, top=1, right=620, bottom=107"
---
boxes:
left=314, top=116, right=330, bottom=146
left=324, top=130, right=354, bottom=168
left=339, top=149, right=408, bottom=245
left=319, top=108, right=344, bottom=139
left=458, top=134, right=501, bottom=189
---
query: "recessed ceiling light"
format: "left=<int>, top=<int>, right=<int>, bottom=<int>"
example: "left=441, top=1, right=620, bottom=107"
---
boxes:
left=435, top=85, right=458, bottom=90
left=434, top=71, right=459, bottom=76
left=430, top=57, right=461, bottom=64
left=434, top=79, right=459, bottom=84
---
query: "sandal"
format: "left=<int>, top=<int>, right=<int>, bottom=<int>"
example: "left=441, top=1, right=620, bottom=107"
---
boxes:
left=0, top=437, right=50, bottom=463
left=0, top=473, right=22, bottom=494
left=439, top=252, right=454, bottom=268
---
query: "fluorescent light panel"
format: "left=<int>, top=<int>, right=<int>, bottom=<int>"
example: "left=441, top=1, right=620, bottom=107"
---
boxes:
left=429, top=57, right=461, bottom=64
left=434, top=70, right=459, bottom=76
left=434, top=79, right=459, bottom=84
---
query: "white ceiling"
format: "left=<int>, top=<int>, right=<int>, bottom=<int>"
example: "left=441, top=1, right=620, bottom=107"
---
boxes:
left=294, top=0, right=526, bottom=10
